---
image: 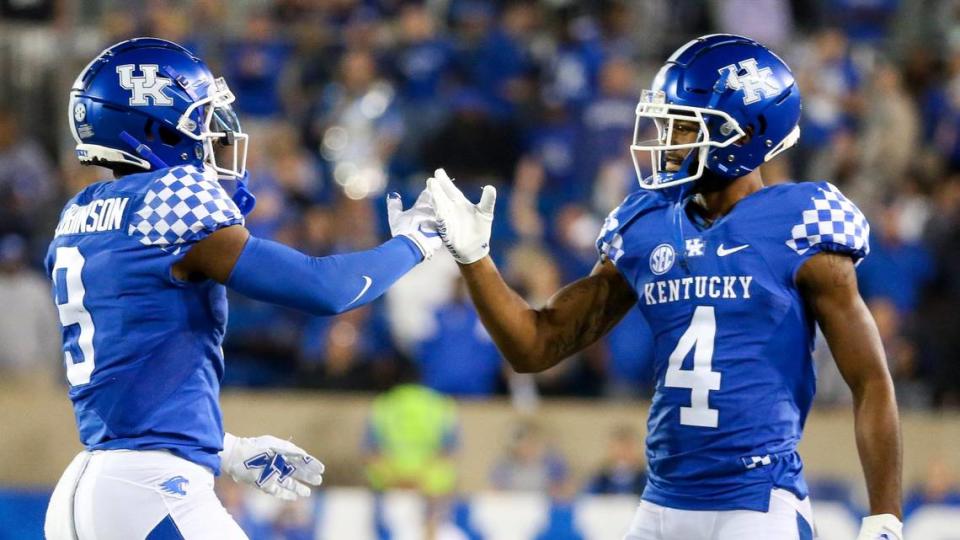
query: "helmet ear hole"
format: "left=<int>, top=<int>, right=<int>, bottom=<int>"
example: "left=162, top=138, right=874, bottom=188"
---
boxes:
left=141, top=119, right=181, bottom=146
left=158, top=125, right=182, bottom=146
left=733, top=125, right=754, bottom=147
left=143, top=119, right=155, bottom=142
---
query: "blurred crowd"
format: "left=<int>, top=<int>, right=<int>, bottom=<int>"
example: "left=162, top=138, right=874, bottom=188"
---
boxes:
left=2, top=0, right=960, bottom=408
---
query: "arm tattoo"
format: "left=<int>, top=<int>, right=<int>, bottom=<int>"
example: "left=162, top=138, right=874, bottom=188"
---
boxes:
left=797, top=252, right=857, bottom=309
left=543, top=272, right=632, bottom=361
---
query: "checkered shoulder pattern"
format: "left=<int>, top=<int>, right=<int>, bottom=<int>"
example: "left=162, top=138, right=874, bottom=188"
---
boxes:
left=128, top=165, right=243, bottom=253
left=596, top=190, right=666, bottom=265
left=597, top=211, right=623, bottom=264
left=785, top=182, right=870, bottom=263
left=597, top=206, right=625, bottom=264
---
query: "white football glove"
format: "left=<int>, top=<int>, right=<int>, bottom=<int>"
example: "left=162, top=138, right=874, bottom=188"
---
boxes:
left=386, top=188, right=443, bottom=259
left=426, top=168, right=497, bottom=265
left=855, top=514, right=903, bottom=540
left=220, top=433, right=325, bottom=501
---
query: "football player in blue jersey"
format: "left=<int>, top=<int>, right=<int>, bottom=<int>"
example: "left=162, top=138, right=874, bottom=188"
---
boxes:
left=43, top=38, right=443, bottom=539
left=428, top=35, right=902, bottom=540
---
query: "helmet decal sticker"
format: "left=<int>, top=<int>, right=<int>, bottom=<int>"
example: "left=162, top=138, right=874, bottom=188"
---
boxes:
left=116, top=64, right=174, bottom=107
left=717, top=59, right=781, bottom=105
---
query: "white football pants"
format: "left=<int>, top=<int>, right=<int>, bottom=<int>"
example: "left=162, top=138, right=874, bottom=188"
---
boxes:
left=623, top=488, right=815, bottom=540
left=45, top=450, right=248, bottom=540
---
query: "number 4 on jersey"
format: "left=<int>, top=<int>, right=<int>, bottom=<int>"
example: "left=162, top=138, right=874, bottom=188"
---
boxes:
left=664, top=306, right=721, bottom=428
left=52, top=247, right=96, bottom=386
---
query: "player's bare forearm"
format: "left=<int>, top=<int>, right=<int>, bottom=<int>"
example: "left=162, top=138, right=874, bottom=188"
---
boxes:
left=850, top=372, right=902, bottom=517
left=797, top=252, right=902, bottom=518
left=458, top=257, right=636, bottom=373
left=456, top=257, right=545, bottom=370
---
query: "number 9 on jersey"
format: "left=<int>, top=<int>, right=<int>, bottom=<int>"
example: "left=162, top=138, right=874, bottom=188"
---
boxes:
left=52, top=247, right=96, bottom=386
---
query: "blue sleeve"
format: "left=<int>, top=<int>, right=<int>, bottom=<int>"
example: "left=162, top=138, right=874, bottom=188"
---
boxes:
left=226, top=235, right=422, bottom=316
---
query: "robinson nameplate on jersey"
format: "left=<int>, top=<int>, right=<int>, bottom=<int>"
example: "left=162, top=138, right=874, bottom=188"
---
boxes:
left=54, top=197, right=130, bottom=237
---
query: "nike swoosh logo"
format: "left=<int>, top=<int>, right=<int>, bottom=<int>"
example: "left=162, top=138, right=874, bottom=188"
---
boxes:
left=418, top=224, right=440, bottom=238
left=346, top=275, right=373, bottom=306
left=717, top=244, right=749, bottom=256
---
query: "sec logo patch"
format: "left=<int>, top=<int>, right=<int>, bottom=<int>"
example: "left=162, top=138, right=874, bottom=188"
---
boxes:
left=73, top=102, right=86, bottom=123
left=649, top=243, right=675, bottom=275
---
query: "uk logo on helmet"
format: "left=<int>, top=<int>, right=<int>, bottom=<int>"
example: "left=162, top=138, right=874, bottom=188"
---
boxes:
left=116, top=64, right=173, bottom=107
left=718, top=58, right=780, bottom=105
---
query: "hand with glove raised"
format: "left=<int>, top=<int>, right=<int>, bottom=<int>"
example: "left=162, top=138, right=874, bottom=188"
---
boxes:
left=426, top=168, right=497, bottom=265
left=386, top=187, right=444, bottom=260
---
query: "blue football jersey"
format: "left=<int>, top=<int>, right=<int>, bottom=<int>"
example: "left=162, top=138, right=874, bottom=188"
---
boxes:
left=596, top=181, right=869, bottom=512
left=45, top=165, right=243, bottom=472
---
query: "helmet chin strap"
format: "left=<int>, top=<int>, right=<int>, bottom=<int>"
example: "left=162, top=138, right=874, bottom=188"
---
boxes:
left=224, top=172, right=257, bottom=216
left=119, top=131, right=169, bottom=170
left=654, top=145, right=705, bottom=199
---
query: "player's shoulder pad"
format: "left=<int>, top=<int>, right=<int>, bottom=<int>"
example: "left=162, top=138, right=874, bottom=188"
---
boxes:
left=127, top=164, right=243, bottom=251
left=597, top=189, right=670, bottom=263
left=781, top=181, right=870, bottom=264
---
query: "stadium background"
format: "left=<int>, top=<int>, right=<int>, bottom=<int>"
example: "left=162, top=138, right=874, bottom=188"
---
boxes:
left=1, top=0, right=959, bottom=538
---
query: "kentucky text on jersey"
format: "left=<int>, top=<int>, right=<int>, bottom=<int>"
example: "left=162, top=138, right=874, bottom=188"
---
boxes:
left=643, top=275, right=753, bottom=305
left=54, top=197, right=129, bottom=237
